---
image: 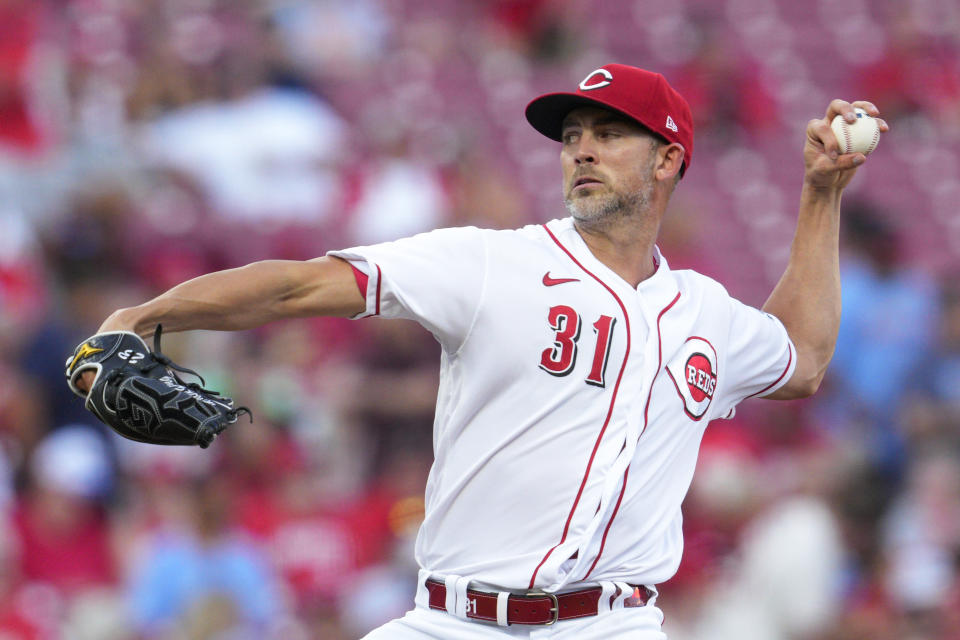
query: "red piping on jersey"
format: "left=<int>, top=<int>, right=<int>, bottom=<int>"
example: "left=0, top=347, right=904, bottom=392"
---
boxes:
left=583, top=291, right=681, bottom=580
left=745, top=341, right=793, bottom=398
left=350, top=264, right=369, bottom=297
left=374, top=264, right=382, bottom=316
left=527, top=224, right=633, bottom=589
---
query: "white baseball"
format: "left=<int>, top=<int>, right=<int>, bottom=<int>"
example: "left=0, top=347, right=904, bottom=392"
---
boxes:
left=830, top=107, right=880, bottom=155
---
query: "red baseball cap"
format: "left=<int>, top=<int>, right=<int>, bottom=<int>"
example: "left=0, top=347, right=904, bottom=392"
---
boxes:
left=525, top=64, right=694, bottom=176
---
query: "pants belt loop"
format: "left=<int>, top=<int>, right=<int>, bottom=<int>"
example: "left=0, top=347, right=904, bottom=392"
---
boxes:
left=414, top=569, right=432, bottom=609
left=597, top=581, right=617, bottom=614
left=454, top=576, right=472, bottom=620
left=612, top=581, right=632, bottom=610
left=444, top=575, right=458, bottom=616
left=496, top=591, right=510, bottom=626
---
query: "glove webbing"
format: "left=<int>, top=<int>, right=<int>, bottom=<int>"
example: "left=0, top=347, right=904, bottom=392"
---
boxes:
left=128, top=325, right=252, bottom=424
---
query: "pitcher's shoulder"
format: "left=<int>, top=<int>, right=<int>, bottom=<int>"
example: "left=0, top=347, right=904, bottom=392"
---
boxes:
left=671, top=268, right=733, bottom=301
left=480, top=218, right=570, bottom=246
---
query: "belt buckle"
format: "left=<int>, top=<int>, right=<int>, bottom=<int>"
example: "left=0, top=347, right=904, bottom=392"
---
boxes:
left=526, top=591, right=559, bottom=626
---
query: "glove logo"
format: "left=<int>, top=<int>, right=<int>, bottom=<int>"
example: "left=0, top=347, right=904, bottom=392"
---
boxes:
left=665, top=337, right=718, bottom=421
left=68, top=343, right=104, bottom=374
left=118, top=350, right=145, bottom=364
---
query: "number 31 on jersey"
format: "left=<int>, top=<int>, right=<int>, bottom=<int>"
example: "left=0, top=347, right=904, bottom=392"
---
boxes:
left=539, top=305, right=616, bottom=387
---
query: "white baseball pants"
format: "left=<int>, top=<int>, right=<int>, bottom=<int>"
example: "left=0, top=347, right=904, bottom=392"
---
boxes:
left=361, top=573, right=667, bottom=640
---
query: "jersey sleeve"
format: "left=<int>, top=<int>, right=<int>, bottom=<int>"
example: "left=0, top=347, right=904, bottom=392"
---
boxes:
left=713, top=297, right=797, bottom=419
left=327, top=226, right=487, bottom=352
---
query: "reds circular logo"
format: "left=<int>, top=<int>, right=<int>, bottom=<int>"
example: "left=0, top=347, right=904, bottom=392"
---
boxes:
left=684, top=353, right=716, bottom=402
left=665, top=338, right=718, bottom=420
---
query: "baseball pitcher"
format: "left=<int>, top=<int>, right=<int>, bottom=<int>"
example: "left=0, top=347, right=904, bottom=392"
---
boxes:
left=67, top=64, right=887, bottom=638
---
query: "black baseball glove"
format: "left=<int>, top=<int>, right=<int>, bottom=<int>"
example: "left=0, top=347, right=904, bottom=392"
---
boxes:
left=65, top=326, right=251, bottom=448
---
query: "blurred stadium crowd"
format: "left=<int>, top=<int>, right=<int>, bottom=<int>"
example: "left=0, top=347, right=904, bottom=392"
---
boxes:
left=0, top=0, right=959, bottom=638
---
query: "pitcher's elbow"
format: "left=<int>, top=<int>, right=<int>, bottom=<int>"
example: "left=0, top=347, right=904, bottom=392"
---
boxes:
left=798, top=374, right=824, bottom=398
left=800, top=360, right=833, bottom=397
left=789, top=349, right=832, bottom=398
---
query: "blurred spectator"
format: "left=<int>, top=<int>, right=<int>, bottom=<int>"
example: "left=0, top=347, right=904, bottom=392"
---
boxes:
left=342, top=94, right=454, bottom=246
left=0, top=515, right=51, bottom=639
left=447, top=146, right=529, bottom=229
left=338, top=445, right=429, bottom=636
left=234, top=459, right=393, bottom=620
left=880, top=449, right=960, bottom=638
left=673, top=496, right=843, bottom=640
left=823, top=201, right=939, bottom=469
left=829, top=461, right=899, bottom=640
left=667, top=407, right=844, bottom=640
left=142, top=83, right=348, bottom=227
left=19, top=186, right=151, bottom=429
left=12, top=425, right=117, bottom=595
left=885, top=450, right=960, bottom=590
left=40, top=181, right=142, bottom=286
left=0, top=443, right=48, bottom=638
left=270, top=0, right=392, bottom=82
left=671, top=26, right=780, bottom=143
left=857, top=6, right=960, bottom=129
left=902, top=277, right=960, bottom=446
left=0, top=361, right=48, bottom=452
left=345, top=151, right=450, bottom=246
left=483, top=0, right=585, bottom=63
left=0, top=207, right=46, bottom=342
left=0, top=0, right=52, bottom=156
left=127, top=477, right=283, bottom=639
left=338, top=320, right=439, bottom=474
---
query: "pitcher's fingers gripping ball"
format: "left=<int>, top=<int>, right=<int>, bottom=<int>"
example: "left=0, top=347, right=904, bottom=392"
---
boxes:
left=830, top=107, right=881, bottom=155
left=65, top=325, right=251, bottom=447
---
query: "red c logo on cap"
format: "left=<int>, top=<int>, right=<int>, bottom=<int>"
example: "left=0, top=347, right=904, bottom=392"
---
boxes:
left=579, top=68, right=613, bottom=91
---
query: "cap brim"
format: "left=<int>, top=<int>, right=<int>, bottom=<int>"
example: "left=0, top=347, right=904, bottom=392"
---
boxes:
left=525, top=91, right=684, bottom=176
left=526, top=93, right=627, bottom=141
left=525, top=92, right=667, bottom=144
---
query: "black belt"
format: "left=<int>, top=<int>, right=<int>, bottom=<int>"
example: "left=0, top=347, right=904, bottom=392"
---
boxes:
left=425, top=578, right=653, bottom=626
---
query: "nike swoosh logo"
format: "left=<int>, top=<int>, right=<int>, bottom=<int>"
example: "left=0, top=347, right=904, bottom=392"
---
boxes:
left=542, top=272, right=580, bottom=287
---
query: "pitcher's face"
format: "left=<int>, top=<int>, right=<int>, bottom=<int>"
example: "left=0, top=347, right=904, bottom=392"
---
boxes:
left=561, top=107, right=659, bottom=225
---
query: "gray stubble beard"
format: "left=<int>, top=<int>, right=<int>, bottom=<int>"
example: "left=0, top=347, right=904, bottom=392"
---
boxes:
left=564, top=181, right=653, bottom=234
left=564, top=140, right=660, bottom=233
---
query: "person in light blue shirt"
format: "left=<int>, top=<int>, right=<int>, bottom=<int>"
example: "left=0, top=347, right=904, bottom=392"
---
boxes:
left=827, top=203, right=939, bottom=468
left=128, top=480, right=281, bottom=637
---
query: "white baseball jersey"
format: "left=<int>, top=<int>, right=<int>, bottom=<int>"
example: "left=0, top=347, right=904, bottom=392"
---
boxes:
left=328, top=217, right=795, bottom=593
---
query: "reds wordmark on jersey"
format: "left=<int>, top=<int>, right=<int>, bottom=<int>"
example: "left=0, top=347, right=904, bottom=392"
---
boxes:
left=329, top=217, right=795, bottom=593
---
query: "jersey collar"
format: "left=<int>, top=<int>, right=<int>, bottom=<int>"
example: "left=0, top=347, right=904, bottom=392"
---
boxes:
left=547, top=218, right=680, bottom=309
left=638, top=244, right=680, bottom=310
